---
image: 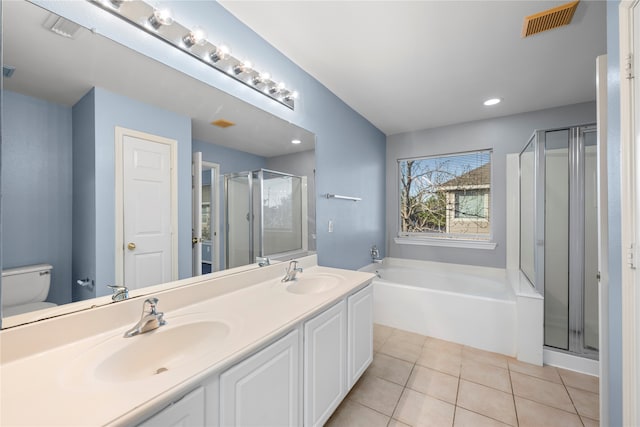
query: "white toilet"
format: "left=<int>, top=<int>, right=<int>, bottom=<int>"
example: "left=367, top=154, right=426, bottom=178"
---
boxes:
left=1, top=264, right=57, bottom=317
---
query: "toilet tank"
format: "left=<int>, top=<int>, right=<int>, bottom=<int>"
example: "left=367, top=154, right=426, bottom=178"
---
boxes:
left=1, top=264, right=53, bottom=308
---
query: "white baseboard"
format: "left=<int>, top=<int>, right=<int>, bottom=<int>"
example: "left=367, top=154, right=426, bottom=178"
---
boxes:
left=543, top=348, right=599, bottom=377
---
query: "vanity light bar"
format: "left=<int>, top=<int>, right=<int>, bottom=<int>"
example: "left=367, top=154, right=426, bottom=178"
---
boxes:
left=90, top=0, right=297, bottom=110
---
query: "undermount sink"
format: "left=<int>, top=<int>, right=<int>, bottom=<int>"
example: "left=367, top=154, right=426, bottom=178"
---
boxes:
left=64, top=317, right=230, bottom=386
left=286, top=273, right=342, bottom=295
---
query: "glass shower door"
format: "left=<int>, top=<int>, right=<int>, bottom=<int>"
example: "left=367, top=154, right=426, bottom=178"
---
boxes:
left=544, top=129, right=570, bottom=350
left=225, top=172, right=253, bottom=269
left=259, top=170, right=304, bottom=257
left=583, top=129, right=598, bottom=352
left=520, top=124, right=598, bottom=358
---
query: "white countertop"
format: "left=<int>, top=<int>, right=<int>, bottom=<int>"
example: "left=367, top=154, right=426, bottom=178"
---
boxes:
left=0, top=259, right=373, bottom=426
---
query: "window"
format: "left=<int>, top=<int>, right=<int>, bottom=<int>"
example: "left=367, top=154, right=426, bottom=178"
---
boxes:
left=455, top=190, right=488, bottom=219
left=399, top=150, right=491, bottom=241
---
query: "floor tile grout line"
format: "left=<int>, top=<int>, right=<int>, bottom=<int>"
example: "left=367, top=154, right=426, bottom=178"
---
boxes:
left=508, top=363, right=520, bottom=426
left=371, top=326, right=600, bottom=427
left=388, top=361, right=418, bottom=425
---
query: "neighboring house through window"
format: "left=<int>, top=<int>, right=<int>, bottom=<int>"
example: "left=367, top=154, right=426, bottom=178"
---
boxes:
left=399, top=150, right=492, bottom=241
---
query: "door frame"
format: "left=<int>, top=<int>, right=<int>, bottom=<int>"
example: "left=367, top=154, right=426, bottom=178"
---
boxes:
left=203, top=161, right=221, bottom=272
left=114, top=126, right=178, bottom=286
left=596, top=53, right=609, bottom=425
left=619, top=2, right=640, bottom=425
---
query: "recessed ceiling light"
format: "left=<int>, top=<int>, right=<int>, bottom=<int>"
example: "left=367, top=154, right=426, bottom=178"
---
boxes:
left=291, top=139, right=302, bottom=145
left=483, top=98, right=502, bottom=106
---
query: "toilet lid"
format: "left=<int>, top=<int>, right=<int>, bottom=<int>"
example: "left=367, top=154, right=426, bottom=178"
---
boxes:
left=3, top=302, right=57, bottom=317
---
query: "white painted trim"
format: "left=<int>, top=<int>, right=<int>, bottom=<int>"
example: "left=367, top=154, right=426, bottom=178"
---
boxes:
left=114, top=126, right=179, bottom=286
left=543, top=348, right=599, bottom=377
left=596, top=53, right=610, bottom=426
left=203, top=161, right=221, bottom=272
left=394, top=236, right=497, bottom=250
left=619, top=2, right=640, bottom=425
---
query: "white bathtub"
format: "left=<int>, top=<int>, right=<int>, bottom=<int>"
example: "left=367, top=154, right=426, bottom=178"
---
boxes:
left=361, top=258, right=518, bottom=356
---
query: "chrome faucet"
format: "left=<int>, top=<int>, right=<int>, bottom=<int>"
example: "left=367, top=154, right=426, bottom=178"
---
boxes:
left=124, top=297, right=166, bottom=338
left=256, top=256, right=271, bottom=267
left=370, top=245, right=382, bottom=263
left=282, top=260, right=303, bottom=282
left=108, top=284, right=129, bottom=302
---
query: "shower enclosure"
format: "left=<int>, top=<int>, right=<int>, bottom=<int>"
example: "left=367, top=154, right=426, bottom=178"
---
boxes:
left=520, top=124, right=598, bottom=359
left=225, top=169, right=308, bottom=269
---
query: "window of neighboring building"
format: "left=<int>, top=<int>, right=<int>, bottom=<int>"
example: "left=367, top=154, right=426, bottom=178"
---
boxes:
left=398, top=149, right=492, bottom=241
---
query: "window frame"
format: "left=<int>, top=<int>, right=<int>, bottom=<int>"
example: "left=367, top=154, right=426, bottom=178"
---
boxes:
left=396, top=149, right=496, bottom=249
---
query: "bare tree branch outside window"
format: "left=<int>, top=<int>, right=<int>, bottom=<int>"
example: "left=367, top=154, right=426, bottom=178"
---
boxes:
left=399, top=150, right=491, bottom=239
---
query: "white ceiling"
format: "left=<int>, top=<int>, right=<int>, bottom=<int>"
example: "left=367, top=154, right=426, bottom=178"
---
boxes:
left=219, top=0, right=607, bottom=136
left=3, top=0, right=315, bottom=158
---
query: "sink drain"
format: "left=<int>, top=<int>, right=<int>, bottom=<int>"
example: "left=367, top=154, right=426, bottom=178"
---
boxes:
left=155, top=367, right=169, bottom=375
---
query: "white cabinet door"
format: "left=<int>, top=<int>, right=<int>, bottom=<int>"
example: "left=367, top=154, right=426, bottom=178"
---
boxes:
left=220, top=329, right=300, bottom=427
left=303, top=300, right=347, bottom=427
left=347, top=284, right=374, bottom=389
left=137, top=387, right=205, bottom=427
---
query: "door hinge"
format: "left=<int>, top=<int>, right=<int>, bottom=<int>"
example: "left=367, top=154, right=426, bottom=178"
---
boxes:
left=628, top=243, right=637, bottom=269
left=625, top=54, right=634, bottom=80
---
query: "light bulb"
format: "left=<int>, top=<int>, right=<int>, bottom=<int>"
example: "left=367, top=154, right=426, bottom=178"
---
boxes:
left=210, top=45, right=230, bottom=63
left=183, top=26, right=207, bottom=48
left=233, top=60, right=252, bottom=75
left=148, top=8, right=173, bottom=30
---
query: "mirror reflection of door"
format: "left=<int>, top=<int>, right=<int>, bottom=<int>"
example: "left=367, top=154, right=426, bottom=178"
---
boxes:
left=192, top=153, right=220, bottom=276
left=117, top=127, right=178, bottom=290
left=202, top=162, right=220, bottom=274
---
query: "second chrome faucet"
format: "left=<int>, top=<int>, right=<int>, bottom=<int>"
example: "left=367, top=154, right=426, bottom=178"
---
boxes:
left=282, top=260, right=303, bottom=282
left=124, top=297, right=166, bottom=338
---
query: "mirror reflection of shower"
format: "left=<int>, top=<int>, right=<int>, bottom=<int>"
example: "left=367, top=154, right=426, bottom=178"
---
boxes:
left=225, top=169, right=308, bottom=269
left=519, top=124, right=598, bottom=359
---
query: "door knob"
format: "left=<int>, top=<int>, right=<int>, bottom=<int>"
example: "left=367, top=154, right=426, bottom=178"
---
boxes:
left=127, top=242, right=136, bottom=250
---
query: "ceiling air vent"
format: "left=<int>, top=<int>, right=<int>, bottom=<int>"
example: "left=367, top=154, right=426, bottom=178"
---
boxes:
left=522, top=1, right=580, bottom=38
left=211, top=119, right=236, bottom=128
left=44, top=13, right=82, bottom=39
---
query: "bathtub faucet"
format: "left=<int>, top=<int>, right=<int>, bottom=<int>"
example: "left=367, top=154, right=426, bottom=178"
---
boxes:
left=282, top=260, right=303, bottom=282
left=370, top=245, right=382, bottom=263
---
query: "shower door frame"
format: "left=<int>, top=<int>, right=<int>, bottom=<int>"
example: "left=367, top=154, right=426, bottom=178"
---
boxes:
left=224, top=169, right=307, bottom=269
left=523, top=123, right=598, bottom=359
left=224, top=171, right=255, bottom=269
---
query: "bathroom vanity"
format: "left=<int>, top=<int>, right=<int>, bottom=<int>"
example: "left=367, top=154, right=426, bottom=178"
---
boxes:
left=0, top=256, right=374, bottom=426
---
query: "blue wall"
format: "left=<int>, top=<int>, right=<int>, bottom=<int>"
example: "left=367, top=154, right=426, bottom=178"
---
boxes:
left=193, top=140, right=266, bottom=176
left=35, top=0, right=387, bottom=271
left=605, top=2, right=622, bottom=425
left=72, top=90, right=97, bottom=302
left=387, top=102, right=596, bottom=268
left=2, top=90, right=73, bottom=306
left=72, top=87, right=192, bottom=297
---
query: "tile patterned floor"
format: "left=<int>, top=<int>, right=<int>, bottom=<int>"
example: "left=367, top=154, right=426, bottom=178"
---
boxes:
left=325, top=324, right=599, bottom=427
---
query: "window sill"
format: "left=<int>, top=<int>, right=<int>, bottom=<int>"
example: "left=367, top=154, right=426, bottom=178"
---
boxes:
left=394, top=237, right=497, bottom=250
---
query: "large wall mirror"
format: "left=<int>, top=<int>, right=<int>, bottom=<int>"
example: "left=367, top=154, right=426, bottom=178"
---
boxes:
left=1, top=0, right=316, bottom=328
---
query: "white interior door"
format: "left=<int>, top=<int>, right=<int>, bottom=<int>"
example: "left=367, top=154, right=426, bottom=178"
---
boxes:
left=192, top=152, right=203, bottom=276
left=116, top=127, right=177, bottom=290
left=620, top=3, right=640, bottom=425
